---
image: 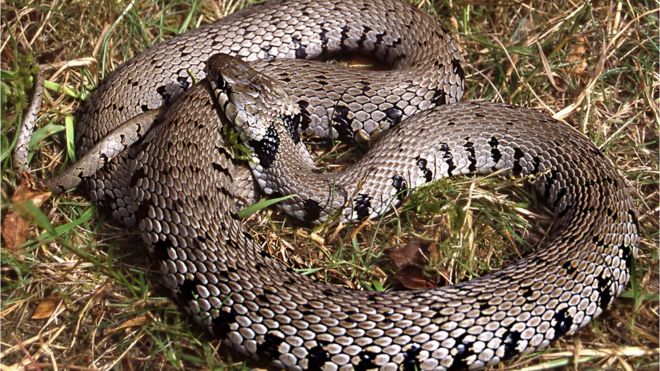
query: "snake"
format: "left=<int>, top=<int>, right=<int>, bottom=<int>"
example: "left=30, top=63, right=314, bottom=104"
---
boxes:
left=43, top=0, right=640, bottom=369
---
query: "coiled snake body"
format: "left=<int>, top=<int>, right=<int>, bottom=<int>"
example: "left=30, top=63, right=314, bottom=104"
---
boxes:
left=49, top=0, right=639, bottom=369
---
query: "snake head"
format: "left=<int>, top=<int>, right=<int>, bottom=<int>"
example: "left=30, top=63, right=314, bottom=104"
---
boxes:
left=206, top=53, right=297, bottom=142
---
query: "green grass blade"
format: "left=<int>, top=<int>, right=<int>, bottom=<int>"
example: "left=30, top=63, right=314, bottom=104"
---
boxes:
left=237, top=195, right=296, bottom=218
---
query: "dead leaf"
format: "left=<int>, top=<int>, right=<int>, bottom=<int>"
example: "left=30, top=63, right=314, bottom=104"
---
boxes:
left=2, top=213, right=30, bottom=252
left=32, top=297, right=62, bottom=319
left=395, top=266, right=437, bottom=289
left=387, top=240, right=440, bottom=289
left=12, top=173, right=51, bottom=211
left=1, top=173, right=51, bottom=252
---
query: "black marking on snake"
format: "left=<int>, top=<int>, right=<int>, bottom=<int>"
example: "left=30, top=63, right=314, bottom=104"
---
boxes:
left=301, top=302, right=315, bottom=311
left=384, top=35, right=403, bottom=62
left=392, top=174, right=408, bottom=200
left=141, top=104, right=149, bottom=112
left=606, top=207, right=615, bottom=218
left=281, top=113, right=301, bottom=144
left=255, top=292, right=269, bottom=304
left=292, top=35, right=307, bottom=59
left=215, top=144, right=233, bottom=159
left=451, top=58, right=465, bottom=81
left=488, top=136, right=502, bottom=169
left=346, top=308, right=359, bottom=315
left=304, top=199, right=321, bottom=223
left=340, top=25, right=351, bottom=51
left=464, top=140, right=477, bottom=172
left=512, top=147, right=525, bottom=175
left=221, top=99, right=231, bottom=114
left=359, top=80, right=371, bottom=92
left=552, top=307, right=573, bottom=339
left=447, top=332, right=473, bottom=371
left=501, top=328, right=522, bottom=359
left=176, top=76, right=190, bottom=91
left=374, top=32, right=386, bottom=51
left=260, top=45, right=275, bottom=61
left=554, top=188, right=568, bottom=209
left=621, top=243, right=633, bottom=269
left=135, top=200, right=151, bottom=221
left=332, top=105, right=354, bottom=141
left=597, top=275, right=613, bottom=310
left=562, top=260, right=578, bottom=275
left=431, top=88, right=447, bottom=105
left=179, top=277, right=203, bottom=304
left=342, top=316, right=357, bottom=324
left=531, top=156, right=543, bottom=174
left=354, top=350, right=378, bottom=371
left=628, top=209, right=639, bottom=229
left=156, top=85, right=171, bottom=102
left=415, top=156, right=433, bottom=182
left=354, top=193, right=372, bottom=220
left=521, top=286, right=534, bottom=299
left=298, top=100, right=312, bottom=130
left=212, top=162, right=229, bottom=173
left=402, top=344, right=422, bottom=371
left=319, top=23, right=329, bottom=54
left=384, top=106, right=403, bottom=125
left=440, top=142, right=456, bottom=176
left=212, top=308, right=237, bottom=338
left=99, top=152, right=110, bottom=166
left=216, top=269, right=229, bottom=281
left=152, top=238, right=173, bottom=262
left=307, top=343, right=331, bottom=369
left=249, top=124, right=279, bottom=168
left=357, top=25, right=372, bottom=50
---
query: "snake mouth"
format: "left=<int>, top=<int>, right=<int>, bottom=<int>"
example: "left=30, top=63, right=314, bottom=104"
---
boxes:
left=206, top=54, right=235, bottom=102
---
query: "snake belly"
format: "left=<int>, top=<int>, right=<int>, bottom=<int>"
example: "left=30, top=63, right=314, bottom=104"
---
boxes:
left=53, top=0, right=640, bottom=370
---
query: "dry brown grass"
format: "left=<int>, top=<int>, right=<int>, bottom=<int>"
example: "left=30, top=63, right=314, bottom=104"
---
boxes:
left=1, top=0, right=658, bottom=370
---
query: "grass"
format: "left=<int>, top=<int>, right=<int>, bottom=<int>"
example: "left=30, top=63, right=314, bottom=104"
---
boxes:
left=1, top=0, right=658, bottom=369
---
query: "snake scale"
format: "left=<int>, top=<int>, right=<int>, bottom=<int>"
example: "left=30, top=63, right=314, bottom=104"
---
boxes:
left=46, top=0, right=639, bottom=369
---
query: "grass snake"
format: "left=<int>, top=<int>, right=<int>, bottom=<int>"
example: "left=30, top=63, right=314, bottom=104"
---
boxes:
left=47, top=0, right=639, bottom=369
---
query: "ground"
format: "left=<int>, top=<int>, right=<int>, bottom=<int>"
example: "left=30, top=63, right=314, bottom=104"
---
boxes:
left=1, top=0, right=658, bottom=370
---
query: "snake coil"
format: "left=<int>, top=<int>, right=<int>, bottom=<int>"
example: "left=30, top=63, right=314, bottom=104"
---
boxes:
left=48, top=0, right=638, bottom=370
